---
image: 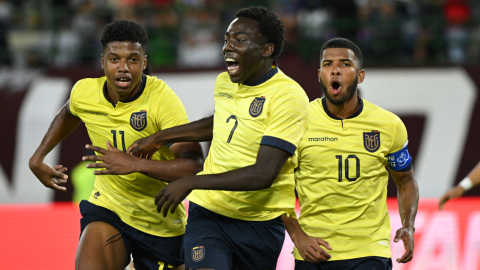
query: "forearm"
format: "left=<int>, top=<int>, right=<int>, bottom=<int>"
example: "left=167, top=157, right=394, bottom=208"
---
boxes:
left=282, top=214, right=306, bottom=244
left=156, top=116, right=213, bottom=144
left=136, top=158, right=203, bottom=183
left=466, top=161, right=480, bottom=186
left=190, top=163, right=275, bottom=191
left=397, top=176, right=419, bottom=230
left=30, top=103, right=82, bottom=163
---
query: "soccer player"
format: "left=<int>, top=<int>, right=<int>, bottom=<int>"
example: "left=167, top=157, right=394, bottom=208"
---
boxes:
left=28, top=19, right=204, bottom=270
left=439, top=161, right=480, bottom=210
left=281, top=38, right=419, bottom=269
left=127, top=6, right=310, bottom=270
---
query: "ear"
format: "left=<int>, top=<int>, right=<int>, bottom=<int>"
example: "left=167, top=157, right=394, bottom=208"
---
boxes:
left=317, top=69, right=321, bottom=82
left=143, top=55, right=147, bottom=70
left=262, top=43, right=274, bottom=58
left=101, top=54, right=105, bottom=69
left=357, top=69, right=365, bottom=84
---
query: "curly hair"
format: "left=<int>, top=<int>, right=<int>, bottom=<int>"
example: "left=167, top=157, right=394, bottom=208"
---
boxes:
left=320, top=38, right=363, bottom=69
left=235, top=6, right=285, bottom=59
left=100, top=19, right=148, bottom=52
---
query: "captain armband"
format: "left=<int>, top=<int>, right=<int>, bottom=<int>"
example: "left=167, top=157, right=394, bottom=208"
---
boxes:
left=386, top=142, right=413, bottom=172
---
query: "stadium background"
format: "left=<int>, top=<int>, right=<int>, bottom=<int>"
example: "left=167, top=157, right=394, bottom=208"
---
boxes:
left=1, top=0, right=480, bottom=269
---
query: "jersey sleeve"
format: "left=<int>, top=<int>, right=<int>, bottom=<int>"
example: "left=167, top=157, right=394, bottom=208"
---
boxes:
left=386, top=115, right=412, bottom=172
left=260, top=88, right=309, bottom=156
left=68, top=79, right=84, bottom=117
left=156, top=87, right=190, bottom=130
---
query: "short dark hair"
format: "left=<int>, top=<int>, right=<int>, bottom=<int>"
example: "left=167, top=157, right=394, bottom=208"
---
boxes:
left=100, top=19, right=148, bottom=52
left=235, top=6, right=285, bottom=59
left=320, top=38, right=363, bottom=69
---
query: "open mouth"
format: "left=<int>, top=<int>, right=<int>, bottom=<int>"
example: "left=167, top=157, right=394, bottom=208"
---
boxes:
left=116, top=77, right=131, bottom=88
left=330, top=81, right=342, bottom=95
left=225, top=58, right=239, bottom=75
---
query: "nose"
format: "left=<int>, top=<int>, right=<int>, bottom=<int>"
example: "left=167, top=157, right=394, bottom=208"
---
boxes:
left=223, top=38, right=235, bottom=53
left=331, top=64, right=341, bottom=76
left=118, top=59, right=129, bottom=72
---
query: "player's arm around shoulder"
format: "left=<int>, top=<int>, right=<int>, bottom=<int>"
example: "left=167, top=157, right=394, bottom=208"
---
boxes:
left=29, top=100, right=83, bottom=191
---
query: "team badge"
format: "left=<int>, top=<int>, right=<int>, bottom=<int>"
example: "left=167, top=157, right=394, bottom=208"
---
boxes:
left=363, top=131, right=380, bottom=152
left=249, top=96, right=266, bottom=117
left=192, top=246, right=205, bottom=262
left=130, top=110, right=147, bottom=131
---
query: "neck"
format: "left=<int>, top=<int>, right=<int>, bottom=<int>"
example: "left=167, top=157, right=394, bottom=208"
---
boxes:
left=106, top=81, right=141, bottom=104
left=326, top=95, right=359, bottom=119
left=243, top=59, right=273, bottom=85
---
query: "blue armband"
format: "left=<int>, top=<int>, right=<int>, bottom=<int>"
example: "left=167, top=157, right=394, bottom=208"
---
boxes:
left=386, top=143, right=412, bottom=172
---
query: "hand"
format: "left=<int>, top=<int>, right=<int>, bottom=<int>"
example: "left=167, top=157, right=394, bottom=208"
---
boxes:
left=29, top=160, right=68, bottom=191
left=438, top=186, right=465, bottom=210
left=127, top=134, right=163, bottom=159
left=82, top=142, right=138, bottom=175
left=394, top=227, right=414, bottom=263
left=154, top=175, right=196, bottom=217
left=294, top=233, right=332, bottom=263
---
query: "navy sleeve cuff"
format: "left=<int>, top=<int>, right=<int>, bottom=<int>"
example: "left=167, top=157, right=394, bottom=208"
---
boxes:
left=393, top=162, right=413, bottom=172
left=167, top=143, right=174, bottom=148
left=260, top=136, right=296, bottom=156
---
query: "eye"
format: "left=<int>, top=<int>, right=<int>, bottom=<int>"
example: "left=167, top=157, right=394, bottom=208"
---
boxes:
left=236, top=38, right=245, bottom=43
left=323, top=63, right=331, bottom=66
left=344, top=63, right=351, bottom=66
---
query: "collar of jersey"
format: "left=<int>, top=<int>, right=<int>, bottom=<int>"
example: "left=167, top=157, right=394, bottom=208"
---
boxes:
left=241, top=62, right=278, bottom=87
left=322, top=96, right=364, bottom=120
left=103, top=74, right=147, bottom=107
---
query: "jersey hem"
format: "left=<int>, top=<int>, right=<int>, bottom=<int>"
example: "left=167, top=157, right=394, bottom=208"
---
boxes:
left=87, top=198, right=186, bottom=237
left=188, top=197, right=285, bottom=222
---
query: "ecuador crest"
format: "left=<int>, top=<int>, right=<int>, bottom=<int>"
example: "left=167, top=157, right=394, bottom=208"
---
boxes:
left=192, top=246, right=205, bottom=262
left=249, top=96, right=266, bottom=117
left=130, top=110, right=147, bottom=131
left=363, top=131, right=380, bottom=152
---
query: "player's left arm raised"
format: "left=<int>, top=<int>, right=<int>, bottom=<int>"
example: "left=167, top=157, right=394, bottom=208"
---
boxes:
left=388, top=167, right=419, bottom=264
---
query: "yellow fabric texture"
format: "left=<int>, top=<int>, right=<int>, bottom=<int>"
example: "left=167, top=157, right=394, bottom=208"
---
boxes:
left=69, top=75, right=189, bottom=237
left=294, top=98, right=408, bottom=261
left=188, top=68, right=309, bottom=221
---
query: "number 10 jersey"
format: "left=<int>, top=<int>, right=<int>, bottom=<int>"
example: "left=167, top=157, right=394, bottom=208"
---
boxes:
left=294, top=97, right=412, bottom=261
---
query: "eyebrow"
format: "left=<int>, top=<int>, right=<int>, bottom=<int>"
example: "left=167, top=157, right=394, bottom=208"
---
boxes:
left=322, top=59, right=354, bottom=63
left=107, top=52, right=142, bottom=57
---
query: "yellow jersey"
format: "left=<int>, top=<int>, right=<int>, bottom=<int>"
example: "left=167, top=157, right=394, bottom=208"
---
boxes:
left=69, top=74, right=189, bottom=237
left=294, top=97, right=412, bottom=260
left=188, top=66, right=310, bottom=221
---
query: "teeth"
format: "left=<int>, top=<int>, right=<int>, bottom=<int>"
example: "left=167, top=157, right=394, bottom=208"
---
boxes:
left=225, top=58, right=236, bottom=62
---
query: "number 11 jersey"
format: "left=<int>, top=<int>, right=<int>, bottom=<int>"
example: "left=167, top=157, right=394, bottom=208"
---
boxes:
left=69, top=74, right=189, bottom=237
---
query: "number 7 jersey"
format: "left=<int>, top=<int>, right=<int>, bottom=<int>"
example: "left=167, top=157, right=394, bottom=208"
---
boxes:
left=69, top=74, right=189, bottom=237
left=294, top=97, right=412, bottom=261
left=188, top=66, right=310, bottom=221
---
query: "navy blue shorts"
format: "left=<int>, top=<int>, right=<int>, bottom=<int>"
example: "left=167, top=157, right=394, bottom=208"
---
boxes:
left=79, top=200, right=184, bottom=270
left=295, top=256, right=393, bottom=270
left=184, top=202, right=285, bottom=270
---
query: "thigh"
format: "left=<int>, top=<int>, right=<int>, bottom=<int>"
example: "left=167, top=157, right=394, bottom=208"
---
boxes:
left=184, top=203, right=233, bottom=270
left=76, top=221, right=130, bottom=270
left=232, top=217, right=285, bottom=270
left=130, top=232, right=185, bottom=270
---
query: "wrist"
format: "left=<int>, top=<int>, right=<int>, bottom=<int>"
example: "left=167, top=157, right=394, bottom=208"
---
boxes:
left=459, top=177, right=473, bottom=191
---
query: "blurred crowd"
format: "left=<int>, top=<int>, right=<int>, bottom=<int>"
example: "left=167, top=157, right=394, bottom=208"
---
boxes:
left=1, top=0, right=480, bottom=69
